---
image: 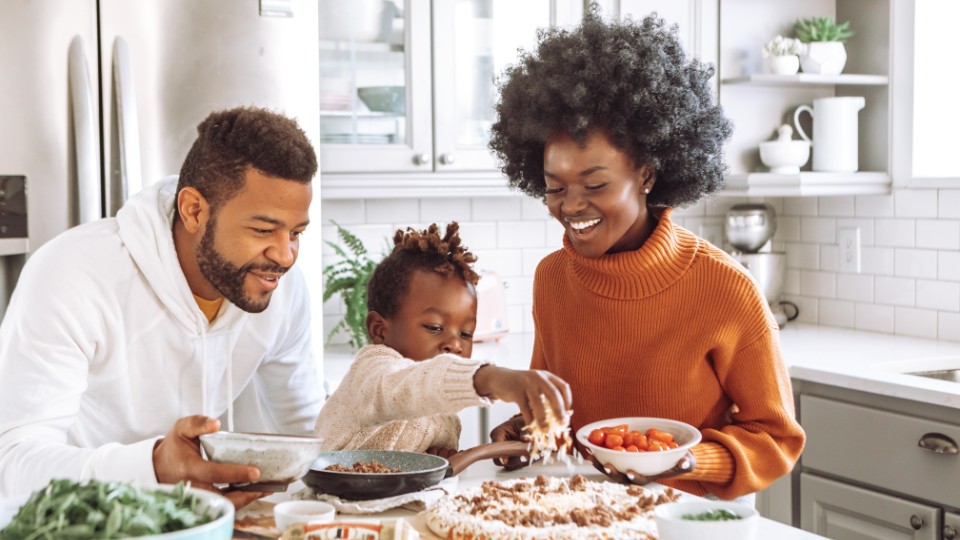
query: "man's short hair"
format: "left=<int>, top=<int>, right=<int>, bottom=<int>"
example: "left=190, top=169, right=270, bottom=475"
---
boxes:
left=176, top=106, right=318, bottom=212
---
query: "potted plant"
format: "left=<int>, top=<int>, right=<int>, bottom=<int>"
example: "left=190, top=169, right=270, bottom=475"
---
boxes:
left=322, top=221, right=381, bottom=350
left=761, top=35, right=806, bottom=76
left=794, top=16, right=854, bottom=75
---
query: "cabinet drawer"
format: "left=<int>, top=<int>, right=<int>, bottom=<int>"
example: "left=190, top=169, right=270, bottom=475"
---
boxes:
left=801, top=395, right=960, bottom=507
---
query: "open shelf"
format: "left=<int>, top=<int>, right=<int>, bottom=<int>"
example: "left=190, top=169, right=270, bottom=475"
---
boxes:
left=0, top=238, right=28, bottom=256
left=721, top=73, right=889, bottom=87
left=721, top=172, right=891, bottom=197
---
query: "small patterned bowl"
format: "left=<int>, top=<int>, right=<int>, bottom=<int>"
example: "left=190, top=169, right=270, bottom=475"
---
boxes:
left=199, top=432, right=325, bottom=491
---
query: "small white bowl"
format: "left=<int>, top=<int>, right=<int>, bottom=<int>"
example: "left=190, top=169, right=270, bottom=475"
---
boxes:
left=199, top=431, right=325, bottom=491
left=654, top=500, right=759, bottom=540
left=575, top=417, right=701, bottom=476
left=273, top=500, right=336, bottom=532
left=759, top=140, right=810, bottom=174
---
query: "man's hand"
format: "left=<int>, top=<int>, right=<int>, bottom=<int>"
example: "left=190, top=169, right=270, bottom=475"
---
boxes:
left=489, top=415, right=531, bottom=471
left=153, top=415, right=269, bottom=508
left=474, top=366, right=572, bottom=428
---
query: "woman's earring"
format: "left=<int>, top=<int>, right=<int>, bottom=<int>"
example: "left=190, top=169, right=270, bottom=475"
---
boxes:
left=644, top=188, right=651, bottom=194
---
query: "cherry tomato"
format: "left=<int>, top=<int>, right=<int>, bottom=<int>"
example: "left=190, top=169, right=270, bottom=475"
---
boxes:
left=625, top=445, right=640, bottom=452
left=588, top=429, right=606, bottom=446
left=646, top=428, right=675, bottom=444
left=605, top=433, right=624, bottom=449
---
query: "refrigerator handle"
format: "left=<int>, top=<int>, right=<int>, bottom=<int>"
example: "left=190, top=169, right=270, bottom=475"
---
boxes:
left=110, top=36, right=142, bottom=217
left=67, top=36, right=102, bottom=225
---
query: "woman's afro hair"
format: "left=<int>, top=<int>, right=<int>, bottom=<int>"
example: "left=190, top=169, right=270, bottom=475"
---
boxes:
left=366, top=222, right=480, bottom=318
left=489, top=7, right=733, bottom=208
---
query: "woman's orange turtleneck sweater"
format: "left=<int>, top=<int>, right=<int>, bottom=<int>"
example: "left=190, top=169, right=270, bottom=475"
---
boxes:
left=531, top=209, right=805, bottom=500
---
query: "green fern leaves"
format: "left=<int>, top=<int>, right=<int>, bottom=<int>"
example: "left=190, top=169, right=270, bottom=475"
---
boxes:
left=322, top=221, right=380, bottom=350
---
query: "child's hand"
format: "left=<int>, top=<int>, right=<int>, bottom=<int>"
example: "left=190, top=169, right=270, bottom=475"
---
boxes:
left=473, top=366, right=572, bottom=428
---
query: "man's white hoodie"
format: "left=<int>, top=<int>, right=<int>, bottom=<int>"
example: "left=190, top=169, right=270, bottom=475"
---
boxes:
left=0, top=178, right=323, bottom=496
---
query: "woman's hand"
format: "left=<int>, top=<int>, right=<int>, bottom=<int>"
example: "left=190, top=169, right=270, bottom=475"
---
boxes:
left=489, top=415, right=532, bottom=471
left=577, top=441, right=695, bottom=485
left=473, top=365, right=572, bottom=428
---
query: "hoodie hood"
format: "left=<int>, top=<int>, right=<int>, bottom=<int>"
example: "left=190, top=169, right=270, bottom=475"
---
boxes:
left=116, top=176, right=206, bottom=334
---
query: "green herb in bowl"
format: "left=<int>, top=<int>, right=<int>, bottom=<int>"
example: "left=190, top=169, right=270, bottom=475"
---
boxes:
left=681, top=508, right=743, bottom=521
left=0, top=479, right=226, bottom=539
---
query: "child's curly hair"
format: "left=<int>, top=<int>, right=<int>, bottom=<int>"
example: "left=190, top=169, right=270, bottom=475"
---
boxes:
left=489, top=8, right=733, bottom=208
left=366, top=222, right=480, bottom=318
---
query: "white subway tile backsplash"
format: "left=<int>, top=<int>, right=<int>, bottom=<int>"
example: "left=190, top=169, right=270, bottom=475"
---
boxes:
left=420, top=198, right=473, bottom=223
left=522, top=248, right=556, bottom=276
left=894, top=307, right=939, bottom=339
left=874, top=276, right=916, bottom=307
left=820, top=245, right=838, bottom=272
left=939, top=312, right=960, bottom=342
left=819, top=299, right=855, bottom=328
left=836, top=274, right=873, bottom=302
left=894, top=248, right=938, bottom=279
left=875, top=219, right=915, bottom=247
left=940, top=190, right=960, bottom=219
left=365, top=199, right=419, bottom=223
left=775, top=216, right=801, bottom=243
left=457, top=222, right=499, bottom=250
left=320, top=199, right=366, bottom=225
left=504, top=276, right=534, bottom=306
left=895, top=190, right=938, bottom=218
left=784, top=269, right=801, bottom=296
left=545, top=220, right=565, bottom=248
left=916, top=219, right=960, bottom=250
left=704, top=196, right=748, bottom=217
left=473, top=249, right=524, bottom=276
left=836, top=218, right=875, bottom=246
left=672, top=202, right=706, bottom=218
left=801, top=270, right=836, bottom=298
left=819, top=196, right=855, bottom=217
left=916, top=280, right=960, bottom=312
left=520, top=198, right=551, bottom=220
left=855, top=194, right=894, bottom=217
left=801, top=217, right=837, bottom=243
left=856, top=303, right=895, bottom=333
left=787, top=243, right=820, bottom=270
left=472, top=197, right=523, bottom=221
left=791, top=296, right=819, bottom=324
left=784, top=197, right=818, bottom=216
left=498, top=220, right=546, bottom=248
left=940, top=251, right=960, bottom=281
left=861, top=247, right=895, bottom=276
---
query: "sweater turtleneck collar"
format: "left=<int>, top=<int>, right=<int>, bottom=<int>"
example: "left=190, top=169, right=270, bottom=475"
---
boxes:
left=560, top=207, right=700, bottom=299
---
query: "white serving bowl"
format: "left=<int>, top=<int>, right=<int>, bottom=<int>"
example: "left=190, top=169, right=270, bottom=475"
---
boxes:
left=274, top=500, right=336, bottom=532
left=199, top=431, right=325, bottom=491
left=0, top=484, right=234, bottom=539
left=654, top=500, right=758, bottom=540
left=575, top=417, right=701, bottom=476
left=759, top=140, right=810, bottom=174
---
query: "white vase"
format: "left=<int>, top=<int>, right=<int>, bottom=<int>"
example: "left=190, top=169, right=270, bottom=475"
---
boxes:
left=767, top=55, right=800, bottom=76
left=800, top=42, right=847, bottom=75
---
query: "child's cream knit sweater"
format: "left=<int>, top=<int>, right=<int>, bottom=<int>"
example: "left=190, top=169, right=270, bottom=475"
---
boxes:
left=314, top=344, right=491, bottom=452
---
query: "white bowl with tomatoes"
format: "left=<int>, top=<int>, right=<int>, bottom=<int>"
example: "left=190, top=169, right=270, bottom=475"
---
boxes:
left=575, top=417, right=702, bottom=476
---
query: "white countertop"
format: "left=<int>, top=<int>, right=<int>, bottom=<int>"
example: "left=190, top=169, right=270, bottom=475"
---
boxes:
left=324, top=323, right=960, bottom=410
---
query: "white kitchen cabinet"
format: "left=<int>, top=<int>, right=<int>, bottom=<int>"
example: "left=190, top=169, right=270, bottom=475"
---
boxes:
left=320, top=0, right=583, bottom=199
left=789, top=381, right=960, bottom=540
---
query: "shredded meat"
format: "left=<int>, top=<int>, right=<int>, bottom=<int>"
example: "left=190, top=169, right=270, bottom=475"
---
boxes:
left=324, top=460, right=401, bottom=473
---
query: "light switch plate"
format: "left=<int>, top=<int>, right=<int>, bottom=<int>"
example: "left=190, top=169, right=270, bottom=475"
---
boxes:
left=838, top=227, right=861, bottom=273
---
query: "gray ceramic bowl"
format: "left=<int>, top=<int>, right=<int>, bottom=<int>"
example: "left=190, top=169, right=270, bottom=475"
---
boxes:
left=357, top=86, right=405, bottom=114
left=199, top=431, right=325, bottom=492
left=303, top=450, right=449, bottom=500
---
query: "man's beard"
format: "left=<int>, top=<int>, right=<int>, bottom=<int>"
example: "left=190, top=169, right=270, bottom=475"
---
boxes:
left=195, top=217, right=288, bottom=313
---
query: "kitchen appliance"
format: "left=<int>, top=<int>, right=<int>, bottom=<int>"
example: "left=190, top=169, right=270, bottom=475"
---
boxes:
left=474, top=270, right=509, bottom=342
left=0, top=0, right=320, bottom=317
left=793, top=96, right=866, bottom=172
left=725, top=204, right=798, bottom=327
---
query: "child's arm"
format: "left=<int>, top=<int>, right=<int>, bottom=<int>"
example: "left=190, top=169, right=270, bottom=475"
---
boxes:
left=472, top=365, right=572, bottom=429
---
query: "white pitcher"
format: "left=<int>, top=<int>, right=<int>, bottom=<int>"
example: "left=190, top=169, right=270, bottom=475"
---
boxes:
left=793, top=96, right=865, bottom=172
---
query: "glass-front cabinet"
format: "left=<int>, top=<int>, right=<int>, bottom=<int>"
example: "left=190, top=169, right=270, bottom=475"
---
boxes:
left=319, top=0, right=582, bottom=196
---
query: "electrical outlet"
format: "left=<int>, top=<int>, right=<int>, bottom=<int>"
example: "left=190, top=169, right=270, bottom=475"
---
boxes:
left=838, top=227, right=861, bottom=273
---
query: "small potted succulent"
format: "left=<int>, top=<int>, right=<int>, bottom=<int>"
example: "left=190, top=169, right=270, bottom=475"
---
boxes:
left=794, top=16, right=855, bottom=75
left=761, top=35, right=806, bottom=75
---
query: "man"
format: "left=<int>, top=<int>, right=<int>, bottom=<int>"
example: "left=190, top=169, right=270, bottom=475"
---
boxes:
left=0, top=107, right=324, bottom=506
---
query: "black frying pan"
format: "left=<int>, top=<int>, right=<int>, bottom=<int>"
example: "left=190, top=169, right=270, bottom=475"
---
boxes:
left=301, top=441, right=529, bottom=500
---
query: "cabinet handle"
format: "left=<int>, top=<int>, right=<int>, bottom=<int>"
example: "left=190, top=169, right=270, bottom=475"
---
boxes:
left=910, top=514, right=924, bottom=530
left=945, top=525, right=958, bottom=539
left=439, top=153, right=456, bottom=165
left=412, top=153, right=430, bottom=166
left=918, top=432, right=960, bottom=454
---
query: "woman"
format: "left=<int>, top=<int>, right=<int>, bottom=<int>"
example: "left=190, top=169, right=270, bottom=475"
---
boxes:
left=488, top=8, right=805, bottom=500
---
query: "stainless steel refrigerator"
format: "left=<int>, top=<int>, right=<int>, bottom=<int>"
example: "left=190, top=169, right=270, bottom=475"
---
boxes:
left=0, top=0, right=321, bottom=316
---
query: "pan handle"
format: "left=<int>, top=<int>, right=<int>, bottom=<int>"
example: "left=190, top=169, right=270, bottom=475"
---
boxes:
left=446, top=441, right=531, bottom=477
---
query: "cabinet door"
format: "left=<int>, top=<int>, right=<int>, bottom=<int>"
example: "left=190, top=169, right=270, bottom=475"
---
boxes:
left=801, top=473, right=939, bottom=540
left=319, top=0, right=433, bottom=173
left=945, top=511, right=960, bottom=540
left=615, top=0, right=718, bottom=66
left=431, top=0, right=554, bottom=171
